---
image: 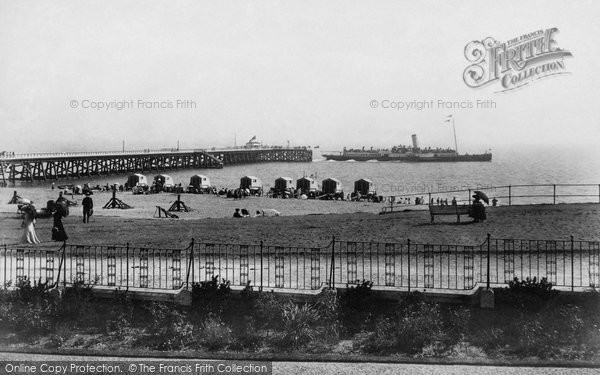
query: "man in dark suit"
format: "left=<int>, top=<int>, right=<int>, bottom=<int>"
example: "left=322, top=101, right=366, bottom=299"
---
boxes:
left=82, top=193, right=93, bottom=223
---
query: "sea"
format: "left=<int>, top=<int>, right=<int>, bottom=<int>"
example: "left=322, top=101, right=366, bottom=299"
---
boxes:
left=6, top=146, right=600, bottom=206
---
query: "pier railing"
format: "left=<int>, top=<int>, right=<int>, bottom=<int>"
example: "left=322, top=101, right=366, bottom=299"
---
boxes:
left=0, top=146, right=312, bottom=160
left=2, top=235, right=598, bottom=293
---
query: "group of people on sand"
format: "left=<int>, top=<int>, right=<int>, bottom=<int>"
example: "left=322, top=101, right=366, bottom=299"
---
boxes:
left=233, top=208, right=280, bottom=218
left=11, top=189, right=94, bottom=245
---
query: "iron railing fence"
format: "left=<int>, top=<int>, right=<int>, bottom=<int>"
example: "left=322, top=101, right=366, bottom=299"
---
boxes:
left=1, top=236, right=598, bottom=293
left=382, top=183, right=600, bottom=213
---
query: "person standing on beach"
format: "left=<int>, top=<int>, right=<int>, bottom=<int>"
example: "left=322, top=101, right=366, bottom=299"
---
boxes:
left=52, top=203, right=68, bottom=241
left=82, top=193, right=93, bottom=223
left=20, top=205, right=41, bottom=244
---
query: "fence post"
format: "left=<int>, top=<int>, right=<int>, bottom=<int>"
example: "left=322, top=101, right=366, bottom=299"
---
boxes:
left=486, top=234, right=491, bottom=289
left=508, top=185, right=511, bottom=206
left=260, top=241, right=263, bottom=291
left=126, top=242, right=130, bottom=290
left=63, top=241, right=67, bottom=288
left=407, top=239, right=411, bottom=292
left=3, top=244, right=6, bottom=287
left=571, top=235, right=574, bottom=292
left=553, top=184, right=556, bottom=205
left=54, top=242, right=65, bottom=288
left=186, top=238, right=194, bottom=289
left=330, top=236, right=336, bottom=290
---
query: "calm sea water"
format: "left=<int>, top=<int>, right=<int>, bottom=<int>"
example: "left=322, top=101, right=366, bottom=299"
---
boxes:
left=7, top=146, right=600, bottom=205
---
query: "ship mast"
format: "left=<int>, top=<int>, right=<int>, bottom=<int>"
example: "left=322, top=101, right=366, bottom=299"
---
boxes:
left=446, top=115, right=458, bottom=153
left=452, top=116, right=458, bottom=154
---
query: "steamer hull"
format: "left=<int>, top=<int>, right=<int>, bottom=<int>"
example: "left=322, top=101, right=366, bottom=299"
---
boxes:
left=322, top=152, right=492, bottom=162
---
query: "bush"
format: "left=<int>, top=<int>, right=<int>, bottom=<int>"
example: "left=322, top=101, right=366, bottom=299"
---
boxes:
left=314, top=289, right=340, bottom=342
left=279, top=302, right=321, bottom=350
left=143, top=302, right=195, bottom=350
left=199, top=314, right=232, bottom=351
left=54, top=280, right=98, bottom=328
left=253, top=292, right=288, bottom=331
left=338, top=280, right=376, bottom=334
left=0, top=278, right=56, bottom=337
left=496, top=277, right=558, bottom=311
left=13, top=277, right=51, bottom=303
left=440, top=305, right=471, bottom=349
left=104, top=290, right=136, bottom=338
left=230, top=317, right=263, bottom=351
left=394, top=300, right=443, bottom=354
left=357, top=297, right=443, bottom=355
left=191, top=276, right=231, bottom=316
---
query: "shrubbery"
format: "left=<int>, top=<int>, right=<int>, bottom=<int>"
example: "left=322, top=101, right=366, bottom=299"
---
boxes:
left=355, top=293, right=443, bottom=355
left=0, top=276, right=598, bottom=360
left=496, top=277, right=558, bottom=311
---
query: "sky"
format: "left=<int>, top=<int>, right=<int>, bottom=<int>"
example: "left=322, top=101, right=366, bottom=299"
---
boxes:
left=0, top=0, right=599, bottom=154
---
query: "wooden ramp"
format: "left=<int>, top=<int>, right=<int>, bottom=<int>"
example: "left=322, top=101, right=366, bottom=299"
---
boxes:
left=154, top=206, right=178, bottom=218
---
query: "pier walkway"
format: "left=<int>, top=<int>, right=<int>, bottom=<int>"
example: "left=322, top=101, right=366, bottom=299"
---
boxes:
left=0, top=146, right=312, bottom=182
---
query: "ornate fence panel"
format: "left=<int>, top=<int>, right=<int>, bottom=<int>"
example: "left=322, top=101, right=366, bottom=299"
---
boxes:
left=310, top=248, right=320, bottom=290
left=463, top=246, right=475, bottom=290
left=139, top=248, right=149, bottom=288
left=424, top=245, right=434, bottom=288
left=274, top=247, right=285, bottom=288
left=107, top=246, right=116, bottom=286
left=589, top=242, right=600, bottom=288
left=384, top=243, right=395, bottom=287
left=45, top=251, right=54, bottom=284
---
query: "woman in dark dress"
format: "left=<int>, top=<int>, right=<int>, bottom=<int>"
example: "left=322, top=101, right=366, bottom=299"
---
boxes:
left=470, top=196, right=486, bottom=222
left=52, top=202, right=68, bottom=241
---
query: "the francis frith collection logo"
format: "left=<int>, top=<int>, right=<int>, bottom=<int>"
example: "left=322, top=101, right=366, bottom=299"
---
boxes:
left=463, top=28, right=572, bottom=92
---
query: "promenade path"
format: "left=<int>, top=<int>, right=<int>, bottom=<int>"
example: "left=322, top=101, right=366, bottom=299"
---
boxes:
left=0, top=352, right=597, bottom=374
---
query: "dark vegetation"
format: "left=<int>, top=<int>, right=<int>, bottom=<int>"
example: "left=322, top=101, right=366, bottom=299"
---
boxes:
left=0, top=276, right=598, bottom=361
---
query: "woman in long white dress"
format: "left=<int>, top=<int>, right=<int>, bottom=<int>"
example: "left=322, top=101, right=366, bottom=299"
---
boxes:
left=20, top=206, right=41, bottom=244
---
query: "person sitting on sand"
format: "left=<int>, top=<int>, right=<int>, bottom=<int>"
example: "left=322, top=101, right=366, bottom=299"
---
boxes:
left=241, top=209, right=250, bottom=217
left=233, top=208, right=242, bottom=218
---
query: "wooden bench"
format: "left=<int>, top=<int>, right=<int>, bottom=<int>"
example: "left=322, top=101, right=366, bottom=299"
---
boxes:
left=429, top=204, right=471, bottom=223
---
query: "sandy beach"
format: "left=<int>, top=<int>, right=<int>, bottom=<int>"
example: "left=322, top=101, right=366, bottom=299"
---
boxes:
left=1, top=187, right=598, bottom=249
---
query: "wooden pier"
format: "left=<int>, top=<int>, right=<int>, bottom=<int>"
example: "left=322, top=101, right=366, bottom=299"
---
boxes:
left=209, top=147, right=312, bottom=165
left=0, top=147, right=312, bottom=182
